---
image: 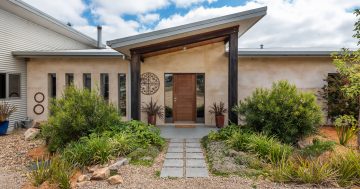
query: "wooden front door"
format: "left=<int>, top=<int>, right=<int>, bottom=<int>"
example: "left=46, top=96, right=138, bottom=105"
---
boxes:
left=173, top=74, right=196, bottom=122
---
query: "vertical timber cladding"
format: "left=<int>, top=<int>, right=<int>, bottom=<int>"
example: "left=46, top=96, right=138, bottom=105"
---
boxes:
left=130, top=51, right=141, bottom=120
left=228, top=30, right=239, bottom=124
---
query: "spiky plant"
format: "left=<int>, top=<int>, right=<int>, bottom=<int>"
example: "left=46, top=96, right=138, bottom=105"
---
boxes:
left=0, top=101, right=16, bottom=122
left=141, top=98, right=164, bottom=120
left=209, top=102, right=227, bottom=116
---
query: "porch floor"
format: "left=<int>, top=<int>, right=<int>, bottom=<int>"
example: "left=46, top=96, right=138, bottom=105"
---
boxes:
left=157, top=125, right=217, bottom=139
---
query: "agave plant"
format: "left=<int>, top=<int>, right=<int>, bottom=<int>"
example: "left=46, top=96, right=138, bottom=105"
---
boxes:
left=141, top=98, right=164, bottom=120
left=209, top=102, right=227, bottom=116
left=0, top=101, right=17, bottom=122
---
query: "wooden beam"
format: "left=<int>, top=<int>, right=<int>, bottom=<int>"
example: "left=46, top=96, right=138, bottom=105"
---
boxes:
left=131, top=26, right=239, bottom=55
left=130, top=51, right=141, bottom=120
left=228, top=31, right=238, bottom=124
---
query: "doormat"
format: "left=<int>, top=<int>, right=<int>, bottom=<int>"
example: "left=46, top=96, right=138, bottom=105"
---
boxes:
left=175, top=125, right=196, bottom=128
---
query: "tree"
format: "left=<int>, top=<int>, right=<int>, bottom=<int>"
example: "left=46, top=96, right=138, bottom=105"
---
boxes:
left=332, top=9, right=360, bottom=147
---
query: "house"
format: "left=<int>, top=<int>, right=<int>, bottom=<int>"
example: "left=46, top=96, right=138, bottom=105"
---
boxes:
left=1, top=0, right=339, bottom=130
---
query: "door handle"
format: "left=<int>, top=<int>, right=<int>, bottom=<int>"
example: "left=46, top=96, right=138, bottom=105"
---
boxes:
left=174, top=97, right=177, bottom=101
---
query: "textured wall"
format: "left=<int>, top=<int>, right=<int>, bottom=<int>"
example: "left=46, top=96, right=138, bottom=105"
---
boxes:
left=27, top=58, right=129, bottom=121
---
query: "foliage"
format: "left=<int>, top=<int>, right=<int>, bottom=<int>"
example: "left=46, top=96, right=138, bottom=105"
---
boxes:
left=330, top=150, right=360, bottom=187
left=334, top=115, right=359, bottom=145
left=226, top=132, right=293, bottom=164
left=233, top=80, right=323, bottom=144
left=30, top=157, right=73, bottom=189
left=127, top=146, right=160, bottom=166
left=209, top=102, right=227, bottom=116
left=207, top=124, right=241, bottom=141
left=42, top=86, right=122, bottom=152
left=0, top=101, right=16, bottom=122
left=320, top=74, right=359, bottom=122
left=141, top=97, right=164, bottom=119
left=299, top=138, right=335, bottom=158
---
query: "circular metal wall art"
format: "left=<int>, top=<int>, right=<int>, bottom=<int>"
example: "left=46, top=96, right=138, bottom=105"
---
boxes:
left=141, top=72, right=160, bottom=95
left=33, top=104, right=44, bottom=115
left=34, top=92, right=45, bottom=103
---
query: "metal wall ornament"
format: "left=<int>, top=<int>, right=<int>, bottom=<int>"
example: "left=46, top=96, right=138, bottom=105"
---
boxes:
left=34, top=92, right=45, bottom=103
left=141, top=72, right=160, bottom=95
left=33, top=104, right=44, bottom=115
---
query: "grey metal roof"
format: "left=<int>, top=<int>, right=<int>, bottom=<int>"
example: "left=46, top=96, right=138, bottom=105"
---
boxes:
left=1, top=0, right=103, bottom=48
left=237, top=47, right=355, bottom=57
left=12, top=49, right=123, bottom=58
left=107, top=7, right=267, bottom=56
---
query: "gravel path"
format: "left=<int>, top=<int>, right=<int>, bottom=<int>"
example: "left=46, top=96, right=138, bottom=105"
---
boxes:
left=0, top=129, right=43, bottom=189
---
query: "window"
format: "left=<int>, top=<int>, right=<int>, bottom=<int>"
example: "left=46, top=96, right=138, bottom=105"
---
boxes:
left=164, top=74, right=173, bottom=123
left=65, top=73, right=74, bottom=86
left=48, top=73, right=56, bottom=98
left=196, top=73, right=205, bottom=123
left=8, top=74, right=20, bottom=98
left=83, top=73, right=91, bottom=90
left=118, top=74, right=126, bottom=116
left=100, top=73, right=109, bottom=101
left=0, top=73, right=5, bottom=99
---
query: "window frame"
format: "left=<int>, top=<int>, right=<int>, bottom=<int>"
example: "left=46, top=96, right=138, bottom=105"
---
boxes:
left=100, top=73, right=109, bottom=101
left=0, top=73, right=21, bottom=100
left=0, top=73, right=6, bottom=99
left=83, top=73, right=91, bottom=90
left=65, top=73, right=74, bottom=87
left=118, top=73, right=126, bottom=116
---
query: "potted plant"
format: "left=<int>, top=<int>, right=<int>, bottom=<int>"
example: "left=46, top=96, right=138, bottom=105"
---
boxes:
left=209, top=102, right=227, bottom=128
left=141, top=98, right=164, bottom=125
left=0, top=101, right=17, bottom=135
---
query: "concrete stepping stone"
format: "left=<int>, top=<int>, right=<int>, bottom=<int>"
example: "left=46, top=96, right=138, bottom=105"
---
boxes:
left=186, top=153, right=204, bottom=159
left=171, top=139, right=185, bottom=143
left=186, top=138, right=200, bottom=143
left=160, top=167, right=183, bottom=178
left=163, top=159, right=183, bottom=167
left=169, top=143, right=184, bottom=147
left=186, top=159, right=206, bottom=167
left=165, top=153, right=183, bottom=159
left=186, top=147, right=202, bottom=153
left=186, top=143, right=201, bottom=148
left=186, top=167, right=209, bottom=178
left=168, top=147, right=184, bottom=153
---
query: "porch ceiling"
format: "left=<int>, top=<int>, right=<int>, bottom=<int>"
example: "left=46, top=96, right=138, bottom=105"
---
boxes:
left=107, top=7, right=267, bottom=57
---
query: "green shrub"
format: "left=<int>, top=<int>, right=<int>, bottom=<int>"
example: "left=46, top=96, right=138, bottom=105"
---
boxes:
left=330, top=150, right=360, bottom=187
left=334, top=115, right=359, bottom=146
left=30, top=159, right=51, bottom=186
left=227, top=132, right=293, bottom=164
left=207, top=124, right=241, bottom=141
left=127, top=146, right=160, bottom=166
left=299, top=139, right=336, bottom=158
left=233, top=80, right=323, bottom=144
left=42, top=86, right=122, bottom=152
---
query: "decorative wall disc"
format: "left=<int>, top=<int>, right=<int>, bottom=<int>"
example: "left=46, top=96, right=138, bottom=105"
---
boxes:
left=33, top=104, right=44, bottom=115
left=141, top=72, right=160, bottom=95
left=34, top=92, right=45, bottom=103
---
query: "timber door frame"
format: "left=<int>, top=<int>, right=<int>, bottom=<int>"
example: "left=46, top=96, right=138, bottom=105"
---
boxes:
left=172, top=73, right=196, bottom=123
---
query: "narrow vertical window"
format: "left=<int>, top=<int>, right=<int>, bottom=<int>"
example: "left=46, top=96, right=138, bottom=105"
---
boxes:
left=164, top=73, right=173, bottom=123
left=196, top=73, right=205, bottom=123
left=0, top=73, right=6, bottom=99
left=83, top=73, right=91, bottom=90
left=9, top=74, right=20, bottom=98
left=100, top=73, right=109, bottom=101
left=48, top=73, right=56, bottom=98
left=65, top=73, right=74, bottom=86
left=118, top=74, right=126, bottom=116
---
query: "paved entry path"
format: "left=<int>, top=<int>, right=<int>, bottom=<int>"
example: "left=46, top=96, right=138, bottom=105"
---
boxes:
left=160, top=138, right=209, bottom=178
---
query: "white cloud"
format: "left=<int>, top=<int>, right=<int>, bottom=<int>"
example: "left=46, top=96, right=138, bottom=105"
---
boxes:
left=155, top=0, right=359, bottom=48
left=170, top=0, right=217, bottom=8
left=90, top=0, right=169, bottom=15
left=23, top=0, right=88, bottom=26
left=138, top=13, right=160, bottom=24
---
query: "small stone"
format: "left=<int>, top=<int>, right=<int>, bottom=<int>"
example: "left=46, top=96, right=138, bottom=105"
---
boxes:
left=87, top=165, right=99, bottom=173
left=91, top=167, right=110, bottom=180
left=77, top=174, right=90, bottom=182
left=24, top=128, right=40, bottom=141
left=107, top=175, right=123, bottom=185
left=76, top=181, right=91, bottom=188
left=140, top=156, right=153, bottom=161
left=109, top=158, right=129, bottom=171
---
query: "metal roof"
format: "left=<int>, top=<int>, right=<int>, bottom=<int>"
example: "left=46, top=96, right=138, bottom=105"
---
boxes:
left=1, top=0, right=102, bottom=48
left=107, top=7, right=267, bottom=56
left=12, top=49, right=123, bottom=58
left=237, top=47, right=355, bottom=57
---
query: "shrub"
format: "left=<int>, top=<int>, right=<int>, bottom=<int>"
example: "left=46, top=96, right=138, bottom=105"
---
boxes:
left=334, top=115, right=359, bottom=146
left=127, top=146, right=160, bottom=166
left=42, top=86, right=122, bottom=152
left=330, top=150, right=360, bottom=187
left=30, top=159, right=50, bottom=186
left=226, top=131, right=293, bottom=164
left=207, top=124, right=242, bottom=141
left=299, top=139, right=336, bottom=158
left=233, top=80, right=323, bottom=144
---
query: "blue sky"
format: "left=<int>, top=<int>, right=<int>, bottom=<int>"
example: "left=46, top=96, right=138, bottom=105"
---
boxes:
left=24, top=0, right=360, bottom=48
